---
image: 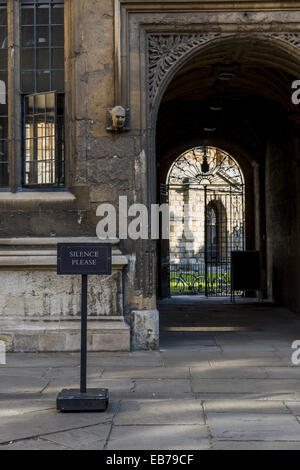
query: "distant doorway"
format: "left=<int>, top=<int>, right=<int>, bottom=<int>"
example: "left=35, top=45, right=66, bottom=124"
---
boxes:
left=166, top=146, right=245, bottom=296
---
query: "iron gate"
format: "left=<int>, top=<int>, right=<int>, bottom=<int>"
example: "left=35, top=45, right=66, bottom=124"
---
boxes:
left=167, top=146, right=245, bottom=297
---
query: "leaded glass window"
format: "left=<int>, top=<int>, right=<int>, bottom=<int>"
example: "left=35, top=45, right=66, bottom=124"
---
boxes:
left=24, top=91, right=64, bottom=185
left=0, top=2, right=8, bottom=187
left=21, top=0, right=64, bottom=187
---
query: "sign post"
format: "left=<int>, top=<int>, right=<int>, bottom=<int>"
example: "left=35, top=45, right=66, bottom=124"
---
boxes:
left=56, top=243, right=112, bottom=412
left=80, top=274, right=88, bottom=394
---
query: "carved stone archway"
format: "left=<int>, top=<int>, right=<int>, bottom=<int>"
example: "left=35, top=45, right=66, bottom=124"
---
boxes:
left=150, top=30, right=300, bottom=306
left=148, top=32, right=300, bottom=123
left=114, top=3, right=300, bottom=347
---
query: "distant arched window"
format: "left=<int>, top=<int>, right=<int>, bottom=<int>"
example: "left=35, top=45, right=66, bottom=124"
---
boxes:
left=206, top=203, right=219, bottom=261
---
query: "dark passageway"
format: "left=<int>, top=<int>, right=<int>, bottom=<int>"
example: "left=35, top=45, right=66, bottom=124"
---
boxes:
left=156, top=37, right=300, bottom=312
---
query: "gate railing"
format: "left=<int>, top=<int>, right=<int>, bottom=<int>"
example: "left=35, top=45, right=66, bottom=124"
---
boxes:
left=170, top=261, right=231, bottom=296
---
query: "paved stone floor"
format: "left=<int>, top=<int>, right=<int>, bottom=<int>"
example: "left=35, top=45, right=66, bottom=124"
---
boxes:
left=1, top=297, right=300, bottom=450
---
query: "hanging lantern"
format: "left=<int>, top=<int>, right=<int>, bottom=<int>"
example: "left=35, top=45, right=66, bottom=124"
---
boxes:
left=201, top=150, right=210, bottom=174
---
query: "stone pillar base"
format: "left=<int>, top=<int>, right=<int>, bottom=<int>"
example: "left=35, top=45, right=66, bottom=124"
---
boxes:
left=131, top=309, right=159, bottom=350
left=0, top=317, right=130, bottom=352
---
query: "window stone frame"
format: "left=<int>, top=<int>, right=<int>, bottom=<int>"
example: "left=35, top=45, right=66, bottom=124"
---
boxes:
left=3, top=0, right=73, bottom=198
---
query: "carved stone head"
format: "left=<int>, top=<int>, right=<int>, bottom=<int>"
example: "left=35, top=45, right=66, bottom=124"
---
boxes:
left=110, top=105, right=126, bottom=129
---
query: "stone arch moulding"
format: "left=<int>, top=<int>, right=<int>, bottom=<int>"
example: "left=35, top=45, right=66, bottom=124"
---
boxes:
left=147, top=32, right=300, bottom=122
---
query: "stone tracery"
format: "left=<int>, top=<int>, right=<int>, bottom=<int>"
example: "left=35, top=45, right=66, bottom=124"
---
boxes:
left=147, top=32, right=300, bottom=109
left=147, top=33, right=220, bottom=107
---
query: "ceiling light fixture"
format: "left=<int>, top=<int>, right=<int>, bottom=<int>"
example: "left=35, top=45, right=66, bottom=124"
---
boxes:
left=209, top=94, right=223, bottom=111
left=218, top=72, right=235, bottom=81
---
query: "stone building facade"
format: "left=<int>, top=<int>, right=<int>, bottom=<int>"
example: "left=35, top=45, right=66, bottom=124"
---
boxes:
left=170, top=187, right=207, bottom=265
left=1, top=1, right=300, bottom=351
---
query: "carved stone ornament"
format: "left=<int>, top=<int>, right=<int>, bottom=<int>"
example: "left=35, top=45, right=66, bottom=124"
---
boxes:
left=147, top=33, right=300, bottom=111
left=268, top=33, right=300, bottom=49
left=106, top=105, right=130, bottom=132
left=147, top=33, right=220, bottom=108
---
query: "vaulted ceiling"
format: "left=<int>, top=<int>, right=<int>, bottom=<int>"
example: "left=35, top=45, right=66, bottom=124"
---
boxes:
left=156, top=36, right=300, bottom=180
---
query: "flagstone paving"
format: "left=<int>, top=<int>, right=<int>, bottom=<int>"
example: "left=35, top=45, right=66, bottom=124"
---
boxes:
left=1, top=298, right=300, bottom=450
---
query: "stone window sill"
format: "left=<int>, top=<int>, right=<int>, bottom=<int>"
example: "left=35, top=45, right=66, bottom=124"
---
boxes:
left=0, top=191, right=77, bottom=210
left=0, top=237, right=127, bottom=269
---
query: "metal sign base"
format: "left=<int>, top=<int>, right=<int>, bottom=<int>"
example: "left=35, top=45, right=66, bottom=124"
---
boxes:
left=56, top=388, right=109, bottom=412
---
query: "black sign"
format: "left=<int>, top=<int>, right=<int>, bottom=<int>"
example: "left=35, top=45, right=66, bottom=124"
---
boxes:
left=57, top=243, right=112, bottom=275
left=231, top=251, right=261, bottom=291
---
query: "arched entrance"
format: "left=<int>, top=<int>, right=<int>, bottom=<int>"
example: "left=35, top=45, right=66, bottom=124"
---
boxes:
left=167, top=146, right=244, bottom=296
left=154, top=35, right=300, bottom=311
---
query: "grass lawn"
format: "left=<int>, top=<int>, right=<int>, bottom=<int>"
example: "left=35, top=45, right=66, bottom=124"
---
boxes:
left=170, top=271, right=230, bottom=294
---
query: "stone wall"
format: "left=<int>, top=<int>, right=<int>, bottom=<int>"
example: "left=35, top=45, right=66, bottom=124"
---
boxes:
left=265, top=128, right=300, bottom=312
left=0, top=271, right=122, bottom=319
left=0, top=237, right=130, bottom=352
left=169, top=186, right=244, bottom=265
left=169, top=187, right=205, bottom=264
